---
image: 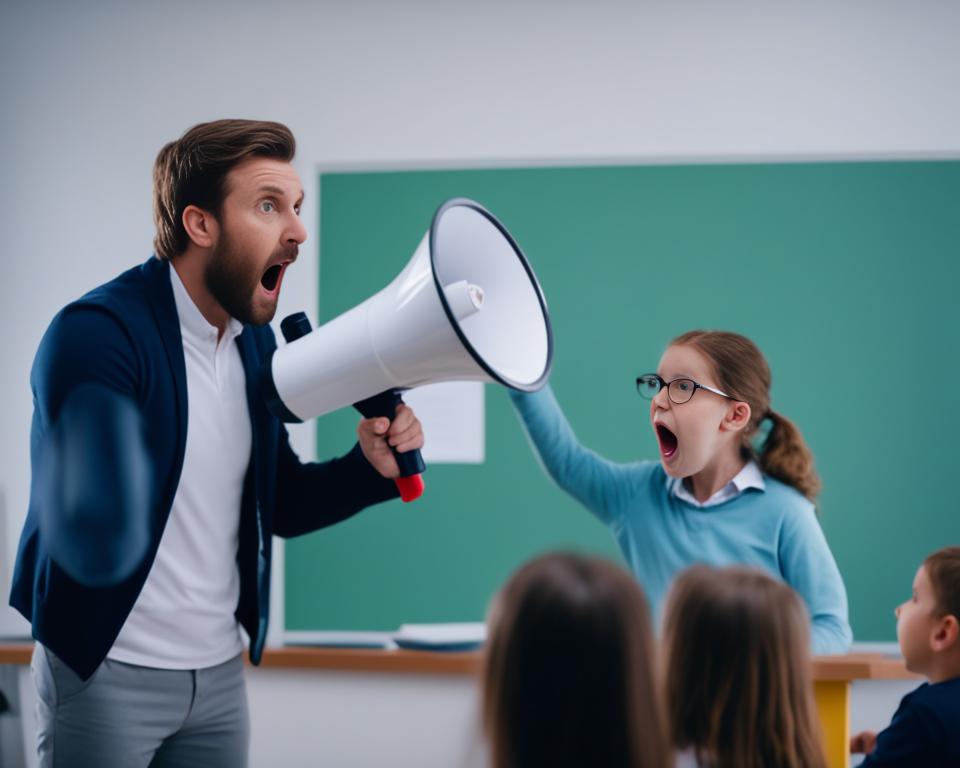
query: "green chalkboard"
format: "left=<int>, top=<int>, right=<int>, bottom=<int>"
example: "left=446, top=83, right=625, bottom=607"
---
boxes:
left=285, top=161, right=960, bottom=642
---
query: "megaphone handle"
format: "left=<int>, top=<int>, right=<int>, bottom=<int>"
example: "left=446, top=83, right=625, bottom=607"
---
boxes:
left=353, top=389, right=426, bottom=503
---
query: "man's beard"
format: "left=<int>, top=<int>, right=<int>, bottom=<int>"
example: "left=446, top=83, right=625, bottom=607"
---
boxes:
left=205, top=233, right=276, bottom=326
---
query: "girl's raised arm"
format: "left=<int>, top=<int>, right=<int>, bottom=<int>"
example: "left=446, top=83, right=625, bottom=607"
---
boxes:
left=509, top=385, right=648, bottom=526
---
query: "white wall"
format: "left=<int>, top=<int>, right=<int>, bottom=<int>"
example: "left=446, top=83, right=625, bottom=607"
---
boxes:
left=1, top=0, right=958, bottom=762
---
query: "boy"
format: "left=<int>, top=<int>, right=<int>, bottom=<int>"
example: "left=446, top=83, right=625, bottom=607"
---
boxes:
left=851, top=546, right=960, bottom=767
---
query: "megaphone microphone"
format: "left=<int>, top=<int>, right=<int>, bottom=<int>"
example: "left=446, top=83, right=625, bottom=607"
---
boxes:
left=261, top=198, right=553, bottom=503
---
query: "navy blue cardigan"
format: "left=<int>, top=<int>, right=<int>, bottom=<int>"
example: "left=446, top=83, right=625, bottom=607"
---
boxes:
left=10, top=256, right=398, bottom=679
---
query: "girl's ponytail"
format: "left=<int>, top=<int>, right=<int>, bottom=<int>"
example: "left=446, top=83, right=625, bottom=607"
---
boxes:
left=670, top=330, right=822, bottom=503
left=759, top=410, right=821, bottom=501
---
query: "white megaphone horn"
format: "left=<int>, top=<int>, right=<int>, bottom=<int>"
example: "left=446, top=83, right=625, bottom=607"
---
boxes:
left=260, top=198, right=554, bottom=502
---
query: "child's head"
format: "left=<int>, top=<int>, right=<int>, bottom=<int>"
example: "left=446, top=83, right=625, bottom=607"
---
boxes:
left=641, top=330, right=820, bottom=500
left=482, top=552, right=669, bottom=768
left=896, top=546, right=960, bottom=680
left=662, top=565, right=825, bottom=768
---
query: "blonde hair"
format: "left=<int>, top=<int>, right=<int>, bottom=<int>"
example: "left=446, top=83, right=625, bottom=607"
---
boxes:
left=482, top=552, right=670, bottom=768
left=663, top=565, right=826, bottom=768
left=670, top=330, right=821, bottom=500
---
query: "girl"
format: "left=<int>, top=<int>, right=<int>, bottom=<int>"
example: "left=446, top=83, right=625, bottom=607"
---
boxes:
left=509, top=329, right=851, bottom=653
left=482, top=552, right=671, bottom=768
left=662, top=565, right=827, bottom=768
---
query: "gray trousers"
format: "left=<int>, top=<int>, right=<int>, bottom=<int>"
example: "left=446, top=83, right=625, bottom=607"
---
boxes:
left=31, top=646, right=249, bottom=768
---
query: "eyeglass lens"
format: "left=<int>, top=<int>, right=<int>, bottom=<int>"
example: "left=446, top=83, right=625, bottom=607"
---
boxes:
left=637, top=375, right=698, bottom=404
left=636, top=375, right=660, bottom=399
left=667, top=379, right=696, bottom=404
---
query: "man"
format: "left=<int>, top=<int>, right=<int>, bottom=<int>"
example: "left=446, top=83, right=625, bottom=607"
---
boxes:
left=9, top=119, right=424, bottom=766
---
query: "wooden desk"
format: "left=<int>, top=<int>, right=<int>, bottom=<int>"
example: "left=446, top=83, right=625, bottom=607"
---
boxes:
left=0, top=644, right=481, bottom=671
left=0, top=645, right=31, bottom=665
left=1, top=645, right=917, bottom=768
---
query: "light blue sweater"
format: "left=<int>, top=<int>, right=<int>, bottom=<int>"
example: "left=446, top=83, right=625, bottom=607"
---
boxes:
left=510, top=386, right=853, bottom=655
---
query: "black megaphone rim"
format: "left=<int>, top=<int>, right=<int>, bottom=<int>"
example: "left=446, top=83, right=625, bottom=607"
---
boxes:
left=428, top=197, right=554, bottom=392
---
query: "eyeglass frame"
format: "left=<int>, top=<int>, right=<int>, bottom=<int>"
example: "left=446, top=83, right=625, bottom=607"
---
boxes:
left=636, top=373, right=736, bottom=405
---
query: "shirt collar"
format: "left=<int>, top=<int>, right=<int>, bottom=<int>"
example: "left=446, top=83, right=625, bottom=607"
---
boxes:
left=731, top=460, right=765, bottom=494
left=169, top=262, right=244, bottom=345
left=671, top=459, right=765, bottom=508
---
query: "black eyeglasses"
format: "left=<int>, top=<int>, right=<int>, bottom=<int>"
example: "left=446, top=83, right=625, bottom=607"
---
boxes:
left=636, top=374, right=734, bottom=405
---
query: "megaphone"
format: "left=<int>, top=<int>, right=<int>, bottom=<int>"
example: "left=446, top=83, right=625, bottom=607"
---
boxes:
left=260, top=198, right=553, bottom=502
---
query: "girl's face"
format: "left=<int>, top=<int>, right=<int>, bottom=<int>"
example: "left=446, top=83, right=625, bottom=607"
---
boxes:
left=650, top=344, right=745, bottom=479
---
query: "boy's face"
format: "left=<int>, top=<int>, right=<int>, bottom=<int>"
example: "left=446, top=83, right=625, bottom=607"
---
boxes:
left=896, top=565, right=942, bottom=675
left=205, top=156, right=306, bottom=326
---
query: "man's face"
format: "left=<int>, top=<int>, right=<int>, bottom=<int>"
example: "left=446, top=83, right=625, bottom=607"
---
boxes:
left=205, top=157, right=306, bottom=326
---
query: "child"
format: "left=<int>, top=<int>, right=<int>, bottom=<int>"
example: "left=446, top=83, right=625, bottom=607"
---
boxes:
left=850, top=546, right=960, bottom=766
left=481, top=552, right=671, bottom=768
left=663, top=564, right=827, bottom=768
left=509, top=329, right=851, bottom=653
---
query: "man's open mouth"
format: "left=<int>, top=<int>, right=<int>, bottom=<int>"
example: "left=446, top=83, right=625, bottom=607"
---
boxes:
left=656, top=423, right=679, bottom=459
left=260, top=262, right=289, bottom=294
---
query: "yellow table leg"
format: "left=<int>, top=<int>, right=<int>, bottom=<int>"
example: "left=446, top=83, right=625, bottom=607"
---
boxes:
left=814, top=679, right=850, bottom=768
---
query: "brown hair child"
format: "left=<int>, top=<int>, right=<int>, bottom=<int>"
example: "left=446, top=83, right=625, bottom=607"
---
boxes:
left=662, top=564, right=826, bottom=768
left=482, top=552, right=671, bottom=768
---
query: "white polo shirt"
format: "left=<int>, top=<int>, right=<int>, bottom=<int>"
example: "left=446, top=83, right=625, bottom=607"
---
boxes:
left=108, top=265, right=251, bottom=669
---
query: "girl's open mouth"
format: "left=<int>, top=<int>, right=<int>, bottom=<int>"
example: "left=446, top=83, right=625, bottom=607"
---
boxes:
left=656, top=424, right=679, bottom=459
left=260, top=262, right=288, bottom=294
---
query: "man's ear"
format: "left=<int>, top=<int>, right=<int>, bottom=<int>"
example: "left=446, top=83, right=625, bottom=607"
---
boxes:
left=931, top=614, right=959, bottom=652
left=182, top=205, right=218, bottom=249
left=721, top=401, right=752, bottom=434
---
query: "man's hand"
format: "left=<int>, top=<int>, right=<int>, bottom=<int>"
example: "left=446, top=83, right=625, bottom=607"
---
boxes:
left=850, top=731, right=877, bottom=755
left=357, top=404, right=424, bottom=479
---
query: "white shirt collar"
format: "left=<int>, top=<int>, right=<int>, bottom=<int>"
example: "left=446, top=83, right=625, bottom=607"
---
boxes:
left=671, top=459, right=765, bottom=509
left=168, top=262, right=244, bottom=346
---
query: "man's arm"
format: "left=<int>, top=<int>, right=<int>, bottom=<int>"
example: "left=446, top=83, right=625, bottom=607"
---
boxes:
left=270, top=404, right=424, bottom=538
left=270, top=435, right=399, bottom=539
left=31, top=307, right=152, bottom=586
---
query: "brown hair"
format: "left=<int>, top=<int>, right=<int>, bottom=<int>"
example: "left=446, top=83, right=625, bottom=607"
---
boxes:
left=152, top=119, right=296, bottom=260
left=670, top=330, right=821, bottom=500
left=662, top=565, right=826, bottom=768
left=482, top=552, right=670, bottom=768
left=924, top=546, right=960, bottom=621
